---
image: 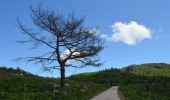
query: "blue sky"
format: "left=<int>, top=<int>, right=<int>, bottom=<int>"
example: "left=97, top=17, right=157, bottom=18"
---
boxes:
left=1, top=0, right=170, bottom=77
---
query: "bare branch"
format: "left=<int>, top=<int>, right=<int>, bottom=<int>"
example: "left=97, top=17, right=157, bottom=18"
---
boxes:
left=17, top=6, right=104, bottom=88
left=17, top=21, right=56, bottom=49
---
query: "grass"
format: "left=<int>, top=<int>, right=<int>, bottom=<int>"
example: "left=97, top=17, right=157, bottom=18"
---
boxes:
left=0, top=76, right=109, bottom=100
left=1, top=63, right=170, bottom=100
left=0, top=67, right=110, bottom=100
left=121, top=63, right=170, bottom=77
left=118, top=87, right=125, bottom=100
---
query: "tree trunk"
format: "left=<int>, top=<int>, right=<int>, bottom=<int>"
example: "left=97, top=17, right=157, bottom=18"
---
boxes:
left=60, top=64, right=65, bottom=88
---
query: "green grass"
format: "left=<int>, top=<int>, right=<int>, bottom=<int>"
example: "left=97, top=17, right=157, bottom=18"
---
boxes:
left=0, top=76, right=109, bottom=100
left=1, top=63, right=170, bottom=100
left=0, top=67, right=109, bottom=100
left=119, top=82, right=170, bottom=100
left=120, top=63, right=170, bottom=100
left=121, top=63, right=170, bottom=77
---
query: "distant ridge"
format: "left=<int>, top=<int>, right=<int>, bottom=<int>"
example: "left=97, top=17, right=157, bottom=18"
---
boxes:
left=0, top=66, right=33, bottom=77
left=121, top=63, right=170, bottom=77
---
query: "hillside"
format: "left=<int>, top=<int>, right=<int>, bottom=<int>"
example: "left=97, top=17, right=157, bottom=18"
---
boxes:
left=119, top=63, right=170, bottom=100
left=71, top=63, right=170, bottom=100
left=121, top=63, right=170, bottom=77
left=0, top=66, right=35, bottom=77
left=1, top=63, right=170, bottom=100
left=0, top=67, right=58, bottom=99
left=0, top=67, right=108, bottom=100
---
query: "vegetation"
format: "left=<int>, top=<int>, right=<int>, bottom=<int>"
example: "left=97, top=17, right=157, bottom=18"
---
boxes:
left=71, top=64, right=170, bottom=100
left=121, top=63, right=170, bottom=77
left=1, top=63, right=170, bottom=100
left=0, top=67, right=108, bottom=100
left=119, top=63, right=170, bottom=100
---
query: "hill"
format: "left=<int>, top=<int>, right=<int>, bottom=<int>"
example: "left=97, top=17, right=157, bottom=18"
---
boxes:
left=119, top=63, right=170, bottom=100
left=0, top=67, right=58, bottom=99
left=71, top=63, right=170, bottom=100
left=0, top=67, right=108, bottom=100
left=0, top=66, right=35, bottom=77
left=121, top=63, right=170, bottom=77
left=1, top=63, right=170, bottom=100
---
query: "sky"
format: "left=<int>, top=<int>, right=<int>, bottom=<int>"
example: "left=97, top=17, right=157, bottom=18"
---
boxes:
left=0, top=0, right=170, bottom=77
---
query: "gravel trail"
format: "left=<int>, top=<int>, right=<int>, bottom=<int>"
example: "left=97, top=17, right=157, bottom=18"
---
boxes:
left=90, top=86, right=120, bottom=100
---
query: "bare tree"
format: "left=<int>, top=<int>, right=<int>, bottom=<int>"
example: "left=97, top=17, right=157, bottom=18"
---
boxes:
left=17, top=7, right=104, bottom=88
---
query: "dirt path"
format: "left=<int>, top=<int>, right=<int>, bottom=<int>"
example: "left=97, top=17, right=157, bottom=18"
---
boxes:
left=90, top=86, right=120, bottom=100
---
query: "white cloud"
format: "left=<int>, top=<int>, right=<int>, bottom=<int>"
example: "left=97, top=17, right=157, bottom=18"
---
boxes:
left=111, top=21, right=152, bottom=45
left=60, top=49, right=80, bottom=64
left=60, top=49, right=70, bottom=59
left=100, top=34, right=111, bottom=41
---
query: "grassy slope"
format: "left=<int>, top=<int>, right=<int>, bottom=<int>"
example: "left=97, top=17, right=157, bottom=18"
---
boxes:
left=1, top=63, right=170, bottom=100
left=73, top=63, right=170, bottom=100
left=120, top=63, right=170, bottom=100
left=121, top=63, right=170, bottom=77
left=0, top=67, right=108, bottom=100
left=0, top=67, right=57, bottom=100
